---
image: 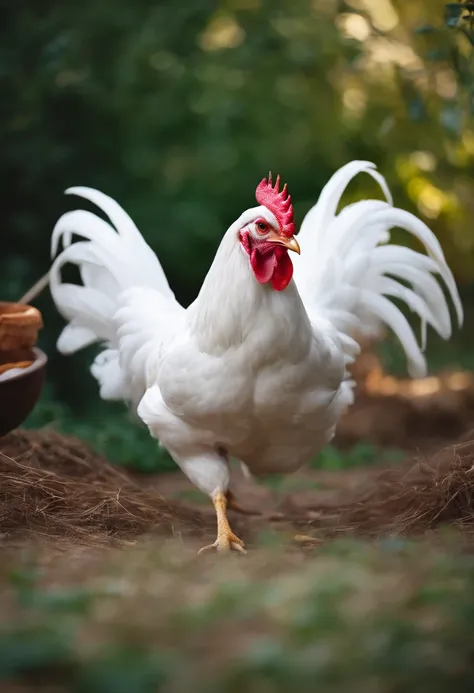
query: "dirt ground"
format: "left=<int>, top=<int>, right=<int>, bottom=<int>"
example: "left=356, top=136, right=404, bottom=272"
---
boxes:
left=1, top=365, right=474, bottom=561
left=0, top=348, right=474, bottom=583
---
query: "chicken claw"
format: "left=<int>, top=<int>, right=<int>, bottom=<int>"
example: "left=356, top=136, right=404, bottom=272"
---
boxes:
left=198, top=533, right=246, bottom=554
left=199, top=491, right=247, bottom=555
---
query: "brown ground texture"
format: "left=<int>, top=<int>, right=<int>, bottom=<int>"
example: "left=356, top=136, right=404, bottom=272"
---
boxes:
left=1, top=344, right=474, bottom=571
left=2, top=415, right=474, bottom=693
left=1, top=342, right=474, bottom=545
left=1, top=381, right=474, bottom=556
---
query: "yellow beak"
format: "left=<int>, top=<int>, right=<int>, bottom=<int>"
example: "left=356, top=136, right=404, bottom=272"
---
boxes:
left=269, top=235, right=301, bottom=255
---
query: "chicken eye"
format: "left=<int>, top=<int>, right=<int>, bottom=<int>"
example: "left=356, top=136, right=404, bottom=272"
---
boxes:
left=256, top=221, right=268, bottom=233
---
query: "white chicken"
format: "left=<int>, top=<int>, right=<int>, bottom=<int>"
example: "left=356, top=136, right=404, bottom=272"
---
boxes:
left=48, top=161, right=462, bottom=553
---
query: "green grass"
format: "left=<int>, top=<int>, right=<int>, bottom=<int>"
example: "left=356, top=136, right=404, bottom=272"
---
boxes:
left=311, top=442, right=405, bottom=471
left=2, top=535, right=474, bottom=692
left=24, top=384, right=176, bottom=474
left=261, top=475, right=321, bottom=494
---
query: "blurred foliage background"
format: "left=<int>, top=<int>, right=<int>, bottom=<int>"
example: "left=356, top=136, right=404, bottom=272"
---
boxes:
left=2, top=0, right=474, bottom=469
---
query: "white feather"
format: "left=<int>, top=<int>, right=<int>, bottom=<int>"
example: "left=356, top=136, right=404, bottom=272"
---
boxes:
left=50, top=187, right=183, bottom=403
left=57, top=323, right=97, bottom=354
left=293, top=160, right=463, bottom=378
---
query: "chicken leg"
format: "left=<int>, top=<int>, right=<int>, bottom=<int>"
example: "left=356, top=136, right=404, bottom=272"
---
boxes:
left=199, top=491, right=246, bottom=554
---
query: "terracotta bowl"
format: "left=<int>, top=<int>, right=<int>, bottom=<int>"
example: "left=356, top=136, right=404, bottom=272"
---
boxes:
left=0, top=302, right=43, bottom=351
left=0, top=347, right=47, bottom=436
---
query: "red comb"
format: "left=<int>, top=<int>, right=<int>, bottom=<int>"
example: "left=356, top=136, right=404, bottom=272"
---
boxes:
left=255, top=173, right=295, bottom=238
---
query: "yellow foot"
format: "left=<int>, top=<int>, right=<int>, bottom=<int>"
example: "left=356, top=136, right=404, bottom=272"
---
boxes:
left=198, top=531, right=246, bottom=555
left=198, top=490, right=247, bottom=555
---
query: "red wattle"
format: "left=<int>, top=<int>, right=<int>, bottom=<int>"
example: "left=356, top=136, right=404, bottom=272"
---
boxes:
left=250, top=245, right=293, bottom=291
left=271, top=247, right=293, bottom=291
left=250, top=247, right=277, bottom=284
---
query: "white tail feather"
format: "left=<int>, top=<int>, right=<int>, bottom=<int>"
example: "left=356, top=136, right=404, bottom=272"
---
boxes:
left=293, top=161, right=463, bottom=378
left=50, top=187, right=175, bottom=400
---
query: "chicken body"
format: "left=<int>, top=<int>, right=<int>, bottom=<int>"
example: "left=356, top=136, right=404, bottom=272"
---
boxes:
left=137, top=232, right=344, bottom=478
left=49, top=162, right=462, bottom=552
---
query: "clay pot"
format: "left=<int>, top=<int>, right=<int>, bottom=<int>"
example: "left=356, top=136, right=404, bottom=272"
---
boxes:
left=0, top=347, right=47, bottom=436
left=0, top=302, right=43, bottom=351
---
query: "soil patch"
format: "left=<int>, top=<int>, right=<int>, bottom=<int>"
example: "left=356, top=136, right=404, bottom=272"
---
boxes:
left=0, top=429, right=212, bottom=544
left=2, top=427, right=474, bottom=551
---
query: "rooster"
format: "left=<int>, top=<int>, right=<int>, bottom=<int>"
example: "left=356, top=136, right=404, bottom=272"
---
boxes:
left=48, top=161, right=462, bottom=553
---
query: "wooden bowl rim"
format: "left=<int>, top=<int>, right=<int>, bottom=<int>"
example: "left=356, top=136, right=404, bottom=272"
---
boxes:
left=0, top=302, right=43, bottom=325
left=0, top=347, right=47, bottom=384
